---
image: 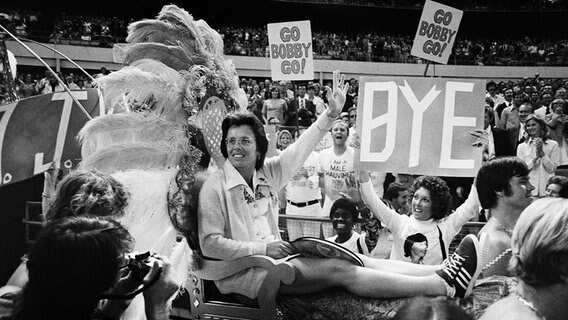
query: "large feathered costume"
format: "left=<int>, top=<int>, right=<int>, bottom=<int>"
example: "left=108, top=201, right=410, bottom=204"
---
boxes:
left=78, top=5, right=246, bottom=319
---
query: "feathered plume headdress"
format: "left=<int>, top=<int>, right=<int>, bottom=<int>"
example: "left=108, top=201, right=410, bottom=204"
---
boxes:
left=80, top=5, right=248, bottom=265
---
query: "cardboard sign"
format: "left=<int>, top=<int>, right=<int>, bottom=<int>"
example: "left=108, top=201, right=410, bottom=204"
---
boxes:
left=411, top=0, right=463, bottom=64
left=0, top=90, right=102, bottom=186
left=267, top=20, right=314, bottom=81
left=355, top=77, right=484, bottom=177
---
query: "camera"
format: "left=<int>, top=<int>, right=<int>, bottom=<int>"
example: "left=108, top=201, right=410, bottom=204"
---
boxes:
left=125, top=251, right=161, bottom=280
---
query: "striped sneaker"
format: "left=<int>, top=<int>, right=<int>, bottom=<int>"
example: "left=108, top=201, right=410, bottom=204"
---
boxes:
left=436, top=234, right=481, bottom=298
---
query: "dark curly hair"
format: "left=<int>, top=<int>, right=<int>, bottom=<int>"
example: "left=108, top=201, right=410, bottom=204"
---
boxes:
left=46, top=170, right=129, bottom=220
left=410, top=176, right=452, bottom=221
left=329, top=198, right=358, bottom=221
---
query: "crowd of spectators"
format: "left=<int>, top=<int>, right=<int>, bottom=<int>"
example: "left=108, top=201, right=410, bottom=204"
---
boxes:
left=219, top=27, right=568, bottom=66
left=2, top=7, right=568, bottom=66
left=0, top=68, right=110, bottom=105
left=49, top=14, right=131, bottom=45
left=36, top=17, right=568, bottom=66
left=284, top=0, right=568, bottom=11
left=0, top=8, right=40, bottom=38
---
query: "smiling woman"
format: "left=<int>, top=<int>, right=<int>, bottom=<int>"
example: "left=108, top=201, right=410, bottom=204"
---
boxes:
left=517, top=114, right=560, bottom=197
left=196, top=71, right=483, bottom=301
left=359, top=174, right=480, bottom=265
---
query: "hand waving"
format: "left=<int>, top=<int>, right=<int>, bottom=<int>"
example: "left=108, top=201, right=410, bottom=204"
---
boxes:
left=325, top=70, right=349, bottom=118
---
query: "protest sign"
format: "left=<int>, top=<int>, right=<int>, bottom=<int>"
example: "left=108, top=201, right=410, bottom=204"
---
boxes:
left=354, top=77, right=484, bottom=177
left=0, top=89, right=102, bottom=186
left=267, top=20, right=314, bottom=81
left=411, top=0, right=463, bottom=64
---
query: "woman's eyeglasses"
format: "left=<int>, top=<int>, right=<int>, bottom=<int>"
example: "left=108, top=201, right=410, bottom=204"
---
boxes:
left=226, top=137, right=255, bottom=147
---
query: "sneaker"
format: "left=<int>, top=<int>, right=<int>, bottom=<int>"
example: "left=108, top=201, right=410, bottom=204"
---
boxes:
left=436, top=234, right=482, bottom=298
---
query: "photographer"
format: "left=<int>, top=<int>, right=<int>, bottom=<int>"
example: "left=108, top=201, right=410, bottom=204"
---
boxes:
left=12, top=216, right=178, bottom=320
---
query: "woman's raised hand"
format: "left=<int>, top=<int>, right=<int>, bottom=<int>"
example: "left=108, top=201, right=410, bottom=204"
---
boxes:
left=325, top=70, right=349, bottom=118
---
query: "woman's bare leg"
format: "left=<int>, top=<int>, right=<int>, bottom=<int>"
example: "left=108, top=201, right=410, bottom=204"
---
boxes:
left=279, top=257, right=446, bottom=298
left=358, top=255, right=440, bottom=276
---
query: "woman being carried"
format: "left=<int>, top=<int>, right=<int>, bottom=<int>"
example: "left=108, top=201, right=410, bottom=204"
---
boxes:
left=198, top=71, right=483, bottom=301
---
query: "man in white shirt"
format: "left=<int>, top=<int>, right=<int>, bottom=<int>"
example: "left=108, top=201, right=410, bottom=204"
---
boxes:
left=319, top=120, right=355, bottom=238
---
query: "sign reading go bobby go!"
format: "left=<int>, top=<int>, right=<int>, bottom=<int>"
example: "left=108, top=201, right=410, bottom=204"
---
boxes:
left=411, top=0, right=463, bottom=64
left=267, top=20, right=314, bottom=81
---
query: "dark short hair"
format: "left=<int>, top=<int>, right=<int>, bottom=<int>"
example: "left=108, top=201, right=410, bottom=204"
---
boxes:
left=410, top=176, right=452, bottom=220
left=385, top=182, right=408, bottom=202
left=221, top=112, right=268, bottom=170
left=547, top=175, right=568, bottom=198
left=329, top=198, right=358, bottom=221
left=19, top=216, right=132, bottom=319
left=307, top=85, right=315, bottom=91
left=476, top=157, right=529, bottom=209
left=403, top=233, right=428, bottom=258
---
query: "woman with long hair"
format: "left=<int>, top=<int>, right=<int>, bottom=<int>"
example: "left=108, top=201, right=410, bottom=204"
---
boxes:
left=517, top=114, right=560, bottom=197
left=262, top=87, right=288, bottom=124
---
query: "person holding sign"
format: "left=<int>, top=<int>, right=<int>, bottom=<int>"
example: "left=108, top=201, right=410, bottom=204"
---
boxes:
left=358, top=173, right=480, bottom=265
left=198, top=71, right=483, bottom=301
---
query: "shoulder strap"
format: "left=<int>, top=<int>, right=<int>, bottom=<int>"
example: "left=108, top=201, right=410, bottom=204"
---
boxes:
left=356, top=236, right=364, bottom=254
left=437, top=225, right=447, bottom=260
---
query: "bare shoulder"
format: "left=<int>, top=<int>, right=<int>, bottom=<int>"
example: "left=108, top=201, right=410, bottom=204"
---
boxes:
left=479, top=222, right=511, bottom=246
left=479, top=225, right=513, bottom=277
left=480, top=296, right=540, bottom=320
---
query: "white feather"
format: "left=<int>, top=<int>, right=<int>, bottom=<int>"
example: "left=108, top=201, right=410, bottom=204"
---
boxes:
left=78, top=113, right=187, bottom=160
left=93, top=62, right=186, bottom=122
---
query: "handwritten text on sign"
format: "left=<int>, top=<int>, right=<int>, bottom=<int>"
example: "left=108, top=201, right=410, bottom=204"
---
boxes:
left=354, top=77, right=485, bottom=177
left=411, top=0, right=463, bottom=64
left=267, top=20, right=314, bottom=81
left=0, top=90, right=101, bottom=186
